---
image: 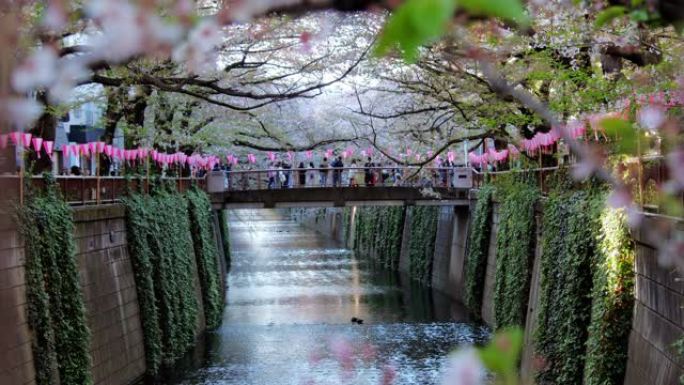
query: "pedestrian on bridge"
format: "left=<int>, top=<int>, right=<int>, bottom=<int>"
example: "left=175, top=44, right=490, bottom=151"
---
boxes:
left=307, top=162, right=316, bottom=186
left=350, top=160, right=361, bottom=187
left=297, top=162, right=307, bottom=187
left=364, top=157, right=375, bottom=187
left=332, top=156, right=343, bottom=187
left=268, top=161, right=276, bottom=189
left=319, top=157, right=329, bottom=186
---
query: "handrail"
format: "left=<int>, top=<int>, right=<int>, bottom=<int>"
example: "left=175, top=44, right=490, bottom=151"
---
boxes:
left=0, top=175, right=207, bottom=206
left=208, top=166, right=478, bottom=193
left=221, top=165, right=471, bottom=175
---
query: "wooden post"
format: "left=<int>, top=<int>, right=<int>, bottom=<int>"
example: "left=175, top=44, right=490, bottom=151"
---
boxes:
left=19, top=156, right=23, bottom=206
left=96, top=153, right=101, bottom=204
left=145, top=152, right=150, bottom=194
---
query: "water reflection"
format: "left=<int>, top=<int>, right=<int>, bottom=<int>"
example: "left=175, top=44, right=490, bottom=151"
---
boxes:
left=164, top=209, right=488, bottom=385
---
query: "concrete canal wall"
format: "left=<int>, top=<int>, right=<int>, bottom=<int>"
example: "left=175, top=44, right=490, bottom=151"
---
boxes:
left=0, top=203, right=228, bottom=385
left=294, top=203, right=684, bottom=385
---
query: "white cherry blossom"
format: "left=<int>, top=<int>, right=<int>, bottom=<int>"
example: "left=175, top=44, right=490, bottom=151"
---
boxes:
left=440, top=348, right=485, bottom=385
left=3, top=98, right=44, bottom=129
left=12, top=47, right=59, bottom=93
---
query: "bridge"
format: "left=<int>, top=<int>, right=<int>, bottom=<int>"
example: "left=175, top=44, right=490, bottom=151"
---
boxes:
left=207, top=166, right=476, bottom=209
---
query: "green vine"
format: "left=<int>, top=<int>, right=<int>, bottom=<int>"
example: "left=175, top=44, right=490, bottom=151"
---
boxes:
left=407, top=206, right=439, bottom=283
left=493, top=176, right=539, bottom=329
left=463, top=184, right=495, bottom=319
left=342, top=207, right=352, bottom=245
left=353, top=206, right=405, bottom=270
left=217, top=209, right=231, bottom=268
left=17, top=174, right=92, bottom=385
left=535, top=188, right=604, bottom=385
left=584, top=207, right=635, bottom=385
left=674, top=337, right=684, bottom=385
left=123, top=186, right=199, bottom=372
left=187, top=186, right=224, bottom=330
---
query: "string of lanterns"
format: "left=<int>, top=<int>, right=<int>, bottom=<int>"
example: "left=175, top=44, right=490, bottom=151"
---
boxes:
left=2, top=90, right=681, bottom=170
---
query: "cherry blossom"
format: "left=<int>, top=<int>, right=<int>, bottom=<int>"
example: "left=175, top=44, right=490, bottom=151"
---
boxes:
left=86, top=0, right=146, bottom=62
left=380, top=364, right=397, bottom=385
left=42, top=0, right=68, bottom=32
left=12, top=47, right=59, bottom=93
left=440, top=348, right=485, bottom=385
left=329, top=336, right=355, bottom=372
left=637, top=105, right=666, bottom=132
left=173, top=18, right=224, bottom=74
left=666, top=148, right=684, bottom=191
left=3, top=98, right=44, bottom=129
left=49, top=58, right=90, bottom=103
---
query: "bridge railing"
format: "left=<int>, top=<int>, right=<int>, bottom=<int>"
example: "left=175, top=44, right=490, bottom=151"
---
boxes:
left=208, top=166, right=477, bottom=192
left=0, top=175, right=206, bottom=206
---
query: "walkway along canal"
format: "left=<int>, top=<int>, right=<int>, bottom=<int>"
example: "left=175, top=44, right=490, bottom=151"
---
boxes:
left=160, top=209, right=488, bottom=385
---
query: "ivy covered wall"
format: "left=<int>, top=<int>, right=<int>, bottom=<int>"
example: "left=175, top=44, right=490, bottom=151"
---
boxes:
left=353, top=206, right=405, bottom=269
left=406, top=206, right=440, bottom=284
left=123, top=185, right=225, bottom=375
left=584, top=208, right=635, bottom=385
left=18, top=177, right=93, bottom=385
left=460, top=175, right=636, bottom=385
left=352, top=205, right=438, bottom=283
left=187, top=187, right=225, bottom=330
left=535, top=188, right=605, bottom=385
left=463, top=185, right=495, bottom=319
left=493, top=178, right=540, bottom=329
left=217, top=209, right=232, bottom=268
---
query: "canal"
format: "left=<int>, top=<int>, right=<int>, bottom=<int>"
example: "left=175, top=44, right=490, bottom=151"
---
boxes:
left=164, top=209, right=488, bottom=385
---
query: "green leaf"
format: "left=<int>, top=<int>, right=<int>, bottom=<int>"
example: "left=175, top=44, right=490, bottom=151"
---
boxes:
left=478, top=327, right=524, bottom=382
left=595, top=6, right=627, bottom=28
left=600, top=117, right=648, bottom=155
left=459, top=0, right=530, bottom=25
left=374, top=0, right=456, bottom=63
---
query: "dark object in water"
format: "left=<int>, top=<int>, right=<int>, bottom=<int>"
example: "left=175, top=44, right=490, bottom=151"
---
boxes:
left=351, top=317, right=364, bottom=325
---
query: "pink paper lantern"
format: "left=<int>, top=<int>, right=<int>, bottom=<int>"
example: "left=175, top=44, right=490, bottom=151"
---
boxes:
left=305, top=150, right=313, bottom=159
left=88, top=141, right=97, bottom=153
left=104, top=144, right=113, bottom=156
left=96, top=141, right=106, bottom=153
left=508, top=144, right=520, bottom=157
left=31, top=137, right=43, bottom=157
left=9, top=132, right=21, bottom=146
left=32, top=137, right=43, bottom=152
left=21, top=133, right=32, bottom=147
left=447, top=151, right=455, bottom=163
left=0, top=134, right=7, bottom=149
left=43, top=141, right=54, bottom=156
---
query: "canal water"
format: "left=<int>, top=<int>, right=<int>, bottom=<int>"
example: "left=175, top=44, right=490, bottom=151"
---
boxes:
left=165, top=209, right=488, bottom=385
